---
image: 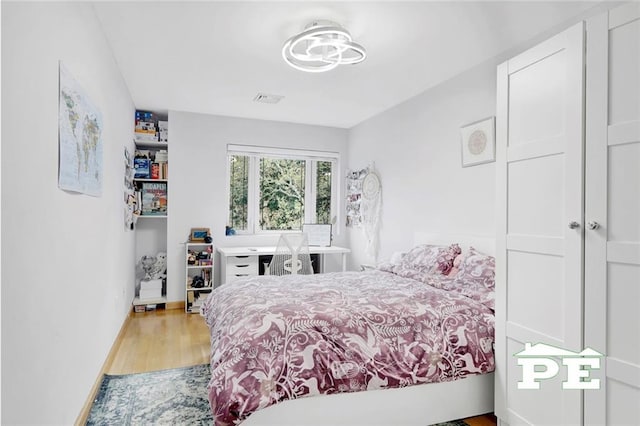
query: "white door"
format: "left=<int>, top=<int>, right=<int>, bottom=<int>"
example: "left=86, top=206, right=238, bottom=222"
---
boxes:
left=585, top=4, right=640, bottom=425
left=495, top=23, right=585, bottom=425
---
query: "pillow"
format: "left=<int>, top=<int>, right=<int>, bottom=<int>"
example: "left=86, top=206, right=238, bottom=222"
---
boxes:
left=389, top=251, right=406, bottom=265
left=375, top=251, right=406, bottom=273
left=453, top=247, right=495, bottom=289
left=393, top=244, right=447, bottom=277
left=422, top=247, right=495, bottom=311
left=386, top=244, right=460, bottom=282
left=376, top=244, right=444, bottom=279
left=400, top=244, right=444, bottom=269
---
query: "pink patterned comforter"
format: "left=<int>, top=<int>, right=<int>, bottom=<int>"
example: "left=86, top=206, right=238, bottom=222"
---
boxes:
left=202, top=270, right=495, bottom=425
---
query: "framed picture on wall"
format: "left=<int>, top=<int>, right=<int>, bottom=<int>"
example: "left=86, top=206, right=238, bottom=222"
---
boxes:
left=460, top=116, right=495, bottom=167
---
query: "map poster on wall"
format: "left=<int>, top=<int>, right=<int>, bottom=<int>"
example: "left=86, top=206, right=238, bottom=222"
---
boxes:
left=58, top=62, right=103, bottom=196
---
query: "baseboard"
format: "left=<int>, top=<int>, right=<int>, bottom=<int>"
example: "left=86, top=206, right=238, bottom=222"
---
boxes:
left=166, top=300, right=184, bottom=310
left=74, top=309, right=133, bottom=426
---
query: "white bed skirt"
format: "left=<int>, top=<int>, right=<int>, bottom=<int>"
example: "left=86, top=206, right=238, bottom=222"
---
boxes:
left=241, top=372, right=494, bottom=426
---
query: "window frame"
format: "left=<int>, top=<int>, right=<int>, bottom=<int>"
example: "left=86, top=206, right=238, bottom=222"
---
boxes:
left=226, top=144, right=340, bottom=235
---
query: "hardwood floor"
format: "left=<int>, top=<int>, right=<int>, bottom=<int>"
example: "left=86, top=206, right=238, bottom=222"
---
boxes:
left=464, top=413, right=498, bottom=426
left=100, top=307, right=496, bottom=426
left=107, top=307, right=210, bottom=374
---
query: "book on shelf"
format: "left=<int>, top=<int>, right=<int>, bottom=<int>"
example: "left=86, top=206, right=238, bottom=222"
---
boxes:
left=135, top=110, right=157, bottom=125
left=134, top=132, right=158, bottom=143
left=140, top=181, right=167, bottom=216
left=203, top=268, right=211, bottom=286
left=135, top=124, right=156, bottom=134
left=134, top=158, right=151, bottom=178
left=155, top=150, right=168, bottom=162
left=150, top=162, right=167, bottom=180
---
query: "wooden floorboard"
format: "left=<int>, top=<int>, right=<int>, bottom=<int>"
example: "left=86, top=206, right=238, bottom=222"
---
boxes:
left=107, top=307, right=210, bottom=374
left=464, top=413, right=498, bottom=426
left=86, top=307, right=496, bottom=426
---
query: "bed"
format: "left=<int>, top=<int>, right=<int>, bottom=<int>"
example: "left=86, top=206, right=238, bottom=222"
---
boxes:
left=202, top=234, right=496, bottom=426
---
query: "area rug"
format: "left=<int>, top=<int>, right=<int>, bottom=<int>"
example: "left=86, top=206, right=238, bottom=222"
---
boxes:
left=86, top=364, right=213, bottom=425
left=87, top=364, right=471, bottom=426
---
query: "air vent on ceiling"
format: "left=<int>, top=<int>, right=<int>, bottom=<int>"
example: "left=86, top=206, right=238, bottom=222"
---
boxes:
left=253, top=93, right=284, bottom=104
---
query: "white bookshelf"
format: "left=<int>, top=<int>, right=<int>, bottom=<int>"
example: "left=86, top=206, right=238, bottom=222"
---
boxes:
left=185, top=242, right=214, bottom=313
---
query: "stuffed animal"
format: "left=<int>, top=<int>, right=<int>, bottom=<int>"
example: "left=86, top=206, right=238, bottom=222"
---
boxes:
left=149, top=252, right=167, bottom=279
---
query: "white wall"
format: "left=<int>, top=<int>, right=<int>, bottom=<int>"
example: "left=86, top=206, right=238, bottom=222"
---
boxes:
left=1, top=3, right=135, bottom=424
left=346, top=60, right=498, bottom=269
left=345, top=2, right=613, bottom=270
left=167, top=111, right=349, bottom=299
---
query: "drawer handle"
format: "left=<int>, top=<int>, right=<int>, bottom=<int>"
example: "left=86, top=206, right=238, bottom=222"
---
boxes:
left=234, top=256, right=250, bottom=259
left=235, top=274, right=249, bottom=277
left=235, top=264, right=249, bottom=268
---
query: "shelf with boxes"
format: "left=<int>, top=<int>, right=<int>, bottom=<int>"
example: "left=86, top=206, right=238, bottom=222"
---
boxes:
left=133, top=111, right=168, bottom=218
left=135, top=110, right=168, bottom=144
left=133, top=279, right=166, bottom=313
left=185, top=242, right=214, bottom=313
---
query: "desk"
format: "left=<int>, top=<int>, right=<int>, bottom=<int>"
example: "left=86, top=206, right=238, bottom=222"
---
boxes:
left=218, top=245, right=350, bottom=284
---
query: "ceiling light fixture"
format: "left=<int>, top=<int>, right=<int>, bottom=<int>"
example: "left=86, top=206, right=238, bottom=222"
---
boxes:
left=282, top=20, right=366, bottom=73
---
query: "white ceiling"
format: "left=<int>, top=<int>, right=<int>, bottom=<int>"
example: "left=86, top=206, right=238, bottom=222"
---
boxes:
left=93, top=1, right=602, bottom=128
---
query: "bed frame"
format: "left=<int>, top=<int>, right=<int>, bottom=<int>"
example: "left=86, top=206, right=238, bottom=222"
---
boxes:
left=242, top=373, right=494, bottom=425
left=242, top=233, right=496, bottom=426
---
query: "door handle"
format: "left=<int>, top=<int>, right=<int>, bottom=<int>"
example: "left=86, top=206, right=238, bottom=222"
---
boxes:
left=587, top=221, right=600, bottom=230
left=568, top=221, right=580, bottom=229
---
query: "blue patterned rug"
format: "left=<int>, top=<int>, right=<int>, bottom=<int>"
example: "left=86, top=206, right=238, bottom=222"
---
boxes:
left=87, top=363, right=471, bottom=425
left=86, top=364, right=212, bottom=425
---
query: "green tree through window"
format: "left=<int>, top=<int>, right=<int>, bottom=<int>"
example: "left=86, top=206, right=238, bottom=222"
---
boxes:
left=316, top=161, right=332, bottom=225
left=228, top=155, right=249, bottom=230
left=260, top=158, right=305, bottom=230
left=227, top=149, right=336, bottom=234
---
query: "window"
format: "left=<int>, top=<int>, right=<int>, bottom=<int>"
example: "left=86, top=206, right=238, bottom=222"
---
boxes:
left=228, top=154, right=249, bottom=230
left=315, top=160, right=333, bottom=225
left=227, top=145, right=338, bottom=234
